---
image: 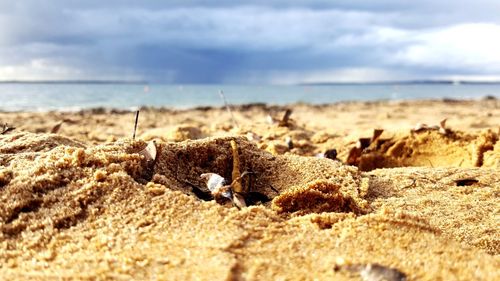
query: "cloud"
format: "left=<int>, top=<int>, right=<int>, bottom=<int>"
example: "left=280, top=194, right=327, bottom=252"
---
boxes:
left=393, top=23, right=500, bottom=73
left=0, top=1, right=500, bottom=83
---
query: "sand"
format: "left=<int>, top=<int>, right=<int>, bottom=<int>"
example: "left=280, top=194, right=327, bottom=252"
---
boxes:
left=0, top=99, right=498, bottom=280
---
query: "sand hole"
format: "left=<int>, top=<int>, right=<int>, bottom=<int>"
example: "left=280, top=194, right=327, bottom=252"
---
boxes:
left=353, top=130, right=498, bottom=171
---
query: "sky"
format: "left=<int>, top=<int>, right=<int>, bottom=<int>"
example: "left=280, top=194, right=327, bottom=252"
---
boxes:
left=1, top=1, right=500, bottom=84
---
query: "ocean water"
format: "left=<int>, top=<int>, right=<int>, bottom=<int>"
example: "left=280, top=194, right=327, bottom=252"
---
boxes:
left=0, top=83, right=499, bottom=111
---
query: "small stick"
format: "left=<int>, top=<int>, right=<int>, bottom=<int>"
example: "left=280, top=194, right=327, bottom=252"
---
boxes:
left=133, top=110, right=140, bottom=140
left=219, top=90, right=239, bottom=129
left=230, top=140, right=243, bottom=193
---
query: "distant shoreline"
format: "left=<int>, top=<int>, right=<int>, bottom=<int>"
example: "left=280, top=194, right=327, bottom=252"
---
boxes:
left=2, top=80, right=500, bottom=85
left=0, top=80, right=148, bottom=85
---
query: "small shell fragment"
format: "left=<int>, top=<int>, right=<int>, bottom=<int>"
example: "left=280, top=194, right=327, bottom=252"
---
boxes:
left=200, top=173, right=232, bottom=199
left=246, top=132, right=261, bottom=142
left=233, top=193, right=247, bottom=209
left=336, top=263, right=406, bottom=281
left=139, top=141, right=157, bottom=162
left=285, top=136, right=294, bottom=149
left=359, top=263, right=407, bottom=281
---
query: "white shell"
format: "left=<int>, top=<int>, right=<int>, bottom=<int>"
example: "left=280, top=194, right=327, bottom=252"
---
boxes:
left=205, top=173, right=232, bottom=199
left=139, top=141, right=157, bottom=161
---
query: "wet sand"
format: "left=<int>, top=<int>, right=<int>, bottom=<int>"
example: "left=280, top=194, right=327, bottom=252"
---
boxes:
left=0, top=99, right=499, bottom=280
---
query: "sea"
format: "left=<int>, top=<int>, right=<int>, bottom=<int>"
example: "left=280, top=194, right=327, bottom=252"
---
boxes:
left=0, top=83, right=499, bottom=112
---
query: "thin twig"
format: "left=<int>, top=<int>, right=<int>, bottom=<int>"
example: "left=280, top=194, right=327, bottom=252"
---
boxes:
left=219, top=90, right=239, bottom=129
left=133, top=110, right=140, bottom=140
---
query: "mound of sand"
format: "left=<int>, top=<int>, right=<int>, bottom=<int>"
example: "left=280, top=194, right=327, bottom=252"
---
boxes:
left=0, top=100, right=499, bottom=280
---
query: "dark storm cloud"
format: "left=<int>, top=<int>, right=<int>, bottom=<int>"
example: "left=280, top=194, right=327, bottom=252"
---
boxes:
left=1, top=1, right=500, bottom=83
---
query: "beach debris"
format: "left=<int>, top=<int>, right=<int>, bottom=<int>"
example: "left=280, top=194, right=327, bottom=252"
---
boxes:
left=246, top=132, right=261, bottom=142
left=198, top=170, right=264, bottom=207
left=266, top=109, right=293, bottom=127
left=219, top=90, right=239, bottom=129
left=200, top=173, right=233, bottom=201
left=347, top=129, right=384, bottom=166
left=266, top=114, right=274, bottom=125
left=139, top=140, right=157, bottom=162
left=324, top=149, right=338, bottom=160
left=279, top=109, right=293, bottom=127
left=133, top=110, right=140, bottom=140
left=230, top=140, right=244, bottom=193
left=412, top=118, right=450, bottom=135
left=455, top=178, right=479, bottom=186
left=50, top=120, right=64, bottom=134
left=186, top=181, right=213, bottom=201
left=196, top=140, right=271, bottom=208
left=316, top=149, right=338, bottom=160
left=285, top=136, right=294, bottom=149
left=138, top=140, right=157, bottom=181
left=371, top=129, right=384, bottom=143
left=1, top=123, right=15, bottom=135
left=334, top=262, right=407, bottom=281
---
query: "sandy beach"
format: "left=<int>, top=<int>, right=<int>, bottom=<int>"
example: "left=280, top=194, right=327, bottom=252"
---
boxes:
left=0, top=99, right=499, bottom=280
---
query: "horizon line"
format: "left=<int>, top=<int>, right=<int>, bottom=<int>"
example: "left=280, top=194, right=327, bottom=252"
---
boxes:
left=2, top=79, right=500, bottom=85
